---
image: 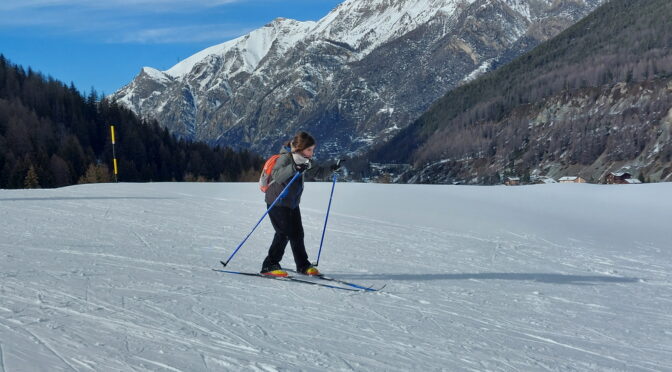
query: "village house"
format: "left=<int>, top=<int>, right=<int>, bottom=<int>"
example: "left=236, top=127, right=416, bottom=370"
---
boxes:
left=558, top=176, right=587, bottom=184
left=504, top=177, right=520, bottom=186
left=604, top=172, right=640, bottom=184
left=532, top=176, right=557, bottom=184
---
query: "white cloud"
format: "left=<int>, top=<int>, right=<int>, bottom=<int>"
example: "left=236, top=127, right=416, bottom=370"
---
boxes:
left=0, top=0, right=243, bottom=12
left=0, top=0, right=255, bottom=44
left=114, top=24, right=253, bottom=44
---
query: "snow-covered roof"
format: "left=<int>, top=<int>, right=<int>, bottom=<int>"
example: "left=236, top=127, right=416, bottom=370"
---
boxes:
left=610, top=172, right=630, bottom=177
left=625, top=179, right=642, bottom=184
left=559, top=176, right=578, bottom=181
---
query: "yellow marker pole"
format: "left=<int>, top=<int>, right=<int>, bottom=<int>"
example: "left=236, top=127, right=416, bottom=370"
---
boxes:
left=110, top=125, right=118, bottom=182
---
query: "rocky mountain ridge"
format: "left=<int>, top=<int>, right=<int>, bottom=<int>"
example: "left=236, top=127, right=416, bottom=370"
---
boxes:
left=112, top=0, right=604, bottom=157
left=402, top=78, right=672, bottom=184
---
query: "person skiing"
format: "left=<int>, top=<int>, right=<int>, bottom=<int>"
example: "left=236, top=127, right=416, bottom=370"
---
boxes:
left=261, top=131, right=320, bottom=277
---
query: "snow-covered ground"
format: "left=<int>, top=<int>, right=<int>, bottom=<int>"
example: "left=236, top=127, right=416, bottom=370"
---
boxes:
left=1, top=182, right=670, bottom=371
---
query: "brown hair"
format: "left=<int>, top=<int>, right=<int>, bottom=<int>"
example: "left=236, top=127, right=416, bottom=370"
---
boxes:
left=286, top=131, right=316, bottom=152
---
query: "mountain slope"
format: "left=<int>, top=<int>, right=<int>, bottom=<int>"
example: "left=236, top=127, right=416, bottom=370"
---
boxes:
left=369, top=0, right=672, bottom=184
left=111, top=0, right=604, bottom=157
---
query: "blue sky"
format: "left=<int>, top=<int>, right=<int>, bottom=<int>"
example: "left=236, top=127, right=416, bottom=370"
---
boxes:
left=0, top=0, right=342, bottom=96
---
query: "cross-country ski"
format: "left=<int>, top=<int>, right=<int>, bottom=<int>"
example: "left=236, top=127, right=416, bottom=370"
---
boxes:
left=212, top=269, right=380, bottom=292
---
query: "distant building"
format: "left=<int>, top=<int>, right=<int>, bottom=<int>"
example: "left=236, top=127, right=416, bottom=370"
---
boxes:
left=605, top=172, right=634, bottom=184
left=558, top=176, right=587, bottom=184
left=368, top=162, right=411, bottom=183
left=532, top=176, right=557, bottom=185
left=504, top=177, right=520, bottom=186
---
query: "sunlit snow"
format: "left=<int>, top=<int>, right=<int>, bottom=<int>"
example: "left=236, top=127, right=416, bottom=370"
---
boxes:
left=1, top=182, right=670, bottom=371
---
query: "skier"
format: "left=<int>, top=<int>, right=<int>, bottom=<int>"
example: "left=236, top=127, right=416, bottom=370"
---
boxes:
left=261, top=131, right=320, bottom=277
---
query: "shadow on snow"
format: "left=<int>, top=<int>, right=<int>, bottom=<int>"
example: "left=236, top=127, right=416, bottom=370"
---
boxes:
left=336, top=272, right=641, bottom=285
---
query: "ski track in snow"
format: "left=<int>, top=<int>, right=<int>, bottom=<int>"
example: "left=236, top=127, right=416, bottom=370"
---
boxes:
left=1, top=182, right=671, bottom=371
left=0, top=342, right=5, bottom=372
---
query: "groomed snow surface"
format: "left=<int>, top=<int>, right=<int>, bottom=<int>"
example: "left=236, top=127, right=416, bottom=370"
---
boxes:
left=1, top=182, right=670, bottom=371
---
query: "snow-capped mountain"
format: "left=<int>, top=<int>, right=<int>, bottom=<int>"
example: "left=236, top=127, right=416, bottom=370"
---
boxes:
left=112, top=0, right=604, bottom=157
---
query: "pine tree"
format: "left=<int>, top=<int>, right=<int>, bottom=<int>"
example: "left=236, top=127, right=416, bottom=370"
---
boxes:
left=24, top=164, right=40, bottom=189
left=78, top=163, right=111, bottom=184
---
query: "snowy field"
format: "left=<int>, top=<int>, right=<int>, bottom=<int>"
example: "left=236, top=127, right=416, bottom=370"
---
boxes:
left=1, top=181, right=671, bottom=371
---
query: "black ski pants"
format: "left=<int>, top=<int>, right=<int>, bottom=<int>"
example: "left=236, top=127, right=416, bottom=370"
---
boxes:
left=262, top=205, right=311, bottom=271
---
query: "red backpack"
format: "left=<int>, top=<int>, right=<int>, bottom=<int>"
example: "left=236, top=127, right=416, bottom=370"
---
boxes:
left=259, top=154, right=281, bottom=192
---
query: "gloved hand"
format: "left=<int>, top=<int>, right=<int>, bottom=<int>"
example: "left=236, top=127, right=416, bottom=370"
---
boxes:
left=296, top=162, right=310, bottom=172
left=330, top=159, right=343, bottom=172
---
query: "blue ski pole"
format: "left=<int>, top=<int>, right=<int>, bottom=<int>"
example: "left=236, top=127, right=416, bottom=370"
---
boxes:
left=221, top=171, right=302, bottom=267
left=315, top=170, right=338, bottom=267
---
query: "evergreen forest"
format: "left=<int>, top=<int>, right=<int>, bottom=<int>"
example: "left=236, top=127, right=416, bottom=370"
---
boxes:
left=0, top=55, right=263, bottom=189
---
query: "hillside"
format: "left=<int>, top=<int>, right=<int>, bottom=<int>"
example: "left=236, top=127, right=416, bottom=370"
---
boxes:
left=1, top=182, right=671, bottom=370
left=369, top=0, right=672, bottom=184
left=0, top=56, right=262, bottom=189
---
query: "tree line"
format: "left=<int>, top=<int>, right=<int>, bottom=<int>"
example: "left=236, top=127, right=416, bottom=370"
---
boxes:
left=0, top=55, right=263, bottom=189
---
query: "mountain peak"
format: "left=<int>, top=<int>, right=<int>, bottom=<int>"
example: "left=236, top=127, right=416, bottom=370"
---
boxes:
left=140, top=67, right=171, bottom=83
left=162, top=17, right=314, bottom=80
left=312, top=0, right=465, bottom=55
